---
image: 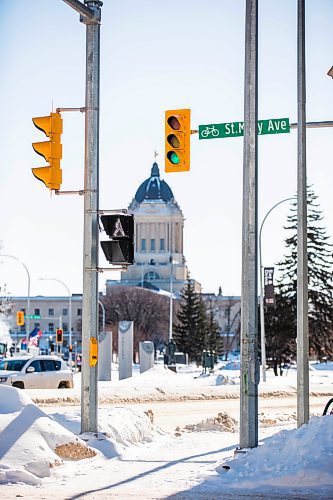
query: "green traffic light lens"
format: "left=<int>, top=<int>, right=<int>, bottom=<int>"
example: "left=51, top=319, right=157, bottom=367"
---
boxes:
left=167, top=134, right=180, bottom=148
left=167, top=151, right=180, bottom=165
left=167, top=116, right=181, bottom=130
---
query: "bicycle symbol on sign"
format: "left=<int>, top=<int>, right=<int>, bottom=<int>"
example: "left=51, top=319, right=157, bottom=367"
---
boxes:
left=201, top=126, right=220, bottom=138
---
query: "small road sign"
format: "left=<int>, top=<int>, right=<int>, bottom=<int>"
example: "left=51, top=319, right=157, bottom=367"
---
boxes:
left=199, top=118, right=290, bottom=140
left=26, top=314, right=41, bottom=319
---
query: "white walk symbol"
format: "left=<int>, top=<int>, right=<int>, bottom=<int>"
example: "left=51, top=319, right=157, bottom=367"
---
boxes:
left=113, top=218, right=126, bottom=237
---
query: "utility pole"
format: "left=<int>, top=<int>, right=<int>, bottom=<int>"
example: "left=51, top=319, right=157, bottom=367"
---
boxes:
left=297, top=0, right=309, bottom=427
left=63, top=0, right=102, bottom=434
left=239, top=0, right=259, bottom=450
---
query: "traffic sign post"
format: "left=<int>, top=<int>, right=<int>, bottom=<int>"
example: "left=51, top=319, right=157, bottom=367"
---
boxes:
left=199, top=117, right=290, bottom=140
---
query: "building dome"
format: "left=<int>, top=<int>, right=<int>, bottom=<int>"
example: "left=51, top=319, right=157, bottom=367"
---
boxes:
left=134, top=162, right=174, bottom=203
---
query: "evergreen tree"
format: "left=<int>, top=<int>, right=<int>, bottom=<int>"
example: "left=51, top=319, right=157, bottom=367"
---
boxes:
left=173, top=278, right=201, bottom=362
left=174, top=280, right=222, bottom=363
left=265, top=188, right=333, bottom=366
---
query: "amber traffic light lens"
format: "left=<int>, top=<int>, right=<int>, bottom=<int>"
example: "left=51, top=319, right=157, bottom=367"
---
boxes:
left=167, top=134, right=180, bottom=148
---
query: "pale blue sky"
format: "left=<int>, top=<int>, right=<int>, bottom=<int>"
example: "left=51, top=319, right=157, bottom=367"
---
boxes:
left=0, top=0, right=332, bottom=298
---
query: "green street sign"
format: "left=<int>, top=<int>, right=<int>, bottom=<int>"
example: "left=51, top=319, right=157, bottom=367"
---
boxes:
left=26, top=314, right=41, bottom=319
left=199, top=118, right=290, bottom=140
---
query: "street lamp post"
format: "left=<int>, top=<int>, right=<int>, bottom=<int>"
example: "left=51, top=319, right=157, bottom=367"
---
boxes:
left=38, top=278, right=72, bottom=354
left=259, top=197, right=294, bottom=382
left=169, top=257, right=175, bottom=341
left=0, top=254, right=31, bottom=346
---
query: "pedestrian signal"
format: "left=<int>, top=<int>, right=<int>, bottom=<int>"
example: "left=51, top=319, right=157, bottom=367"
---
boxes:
left=100, top=213, right=134, bottom=265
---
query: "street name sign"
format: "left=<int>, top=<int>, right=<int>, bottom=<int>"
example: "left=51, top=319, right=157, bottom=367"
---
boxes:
left=26, top=314, right=41, bottom=319
left=199, top=118, right=290, bottom=140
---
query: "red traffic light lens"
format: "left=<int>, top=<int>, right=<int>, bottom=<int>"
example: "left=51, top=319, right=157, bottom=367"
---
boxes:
left=167, top=116, right=181, bottom=130
left=167, top=134, right=180, bottom=148
left=167, top=151, right=180, bottom=165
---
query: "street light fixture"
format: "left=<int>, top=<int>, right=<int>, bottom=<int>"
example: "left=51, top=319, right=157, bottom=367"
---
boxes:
left=38, top=278, right=72, bottom=352
left=0, top=254, right=31, bottom=345
left=259, top=197, right=295, bottom=382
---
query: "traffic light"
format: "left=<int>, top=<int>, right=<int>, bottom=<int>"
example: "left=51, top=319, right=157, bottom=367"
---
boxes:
left=56, top=328, right=63, bottom=344
left=16, top=311, right=25, bottom=326
left=100, top=213, right=135, bottom=265
left=32, top=111, right=63, bottom=190
left=165, top=109, right=191, bottom=173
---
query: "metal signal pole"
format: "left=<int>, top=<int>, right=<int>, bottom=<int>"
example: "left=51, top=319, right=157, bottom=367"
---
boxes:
left=63, top=0, right=102, bottom=434
left=239, top=0, right=259, bottom=450
left=297, top=0, right=309, bottom=428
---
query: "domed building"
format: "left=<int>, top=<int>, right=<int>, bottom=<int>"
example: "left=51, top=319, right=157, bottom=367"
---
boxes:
left=106, top=162, right=201, bottom=295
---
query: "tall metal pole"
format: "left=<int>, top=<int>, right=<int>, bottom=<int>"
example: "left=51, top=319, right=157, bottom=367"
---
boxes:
left=297, top=0, right=309, bottom=427
left=259, top=198, right=294, bottom=382
left=239, top=0, right=258, bottom=450
left=169, top=257, right=174, bottom=341
left=63, top=0, right=102, bottom=434
left=1, top=254, right=31, bottom=345
left=81, top=0, right=101, bottom=434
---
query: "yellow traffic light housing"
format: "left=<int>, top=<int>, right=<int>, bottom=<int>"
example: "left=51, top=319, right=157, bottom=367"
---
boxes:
left=32, top=112, right=63, bottom=190
left=16, top=311, right=25, bottom=326
left=165, top=109, right=191, bottom=173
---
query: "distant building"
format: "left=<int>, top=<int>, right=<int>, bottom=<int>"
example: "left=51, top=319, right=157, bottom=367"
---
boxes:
left=8, top=295, right=83, bottom=352
left=106, top=162, right=201, bottom=295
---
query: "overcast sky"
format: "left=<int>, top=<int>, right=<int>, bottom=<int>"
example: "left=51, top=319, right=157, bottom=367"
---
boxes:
left=0, top=0, right=332, bottom=298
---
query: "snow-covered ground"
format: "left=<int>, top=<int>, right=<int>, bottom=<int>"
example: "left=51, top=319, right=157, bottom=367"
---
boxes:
left=0, top=362, right=332, bottom=498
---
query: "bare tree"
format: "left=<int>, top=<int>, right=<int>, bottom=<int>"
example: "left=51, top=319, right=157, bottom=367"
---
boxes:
left=101, top=286, right=170, bottom=354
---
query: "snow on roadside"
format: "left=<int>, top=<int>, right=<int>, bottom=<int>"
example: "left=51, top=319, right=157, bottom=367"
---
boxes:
left=0, top=385, right=159, bottom=486
left=214, top=415, right=333, bottom=496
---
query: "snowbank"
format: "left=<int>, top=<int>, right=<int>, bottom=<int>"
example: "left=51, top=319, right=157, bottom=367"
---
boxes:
left=0, top=385, right=158, bottom=486
left=215, top=415, right=333, bottom=496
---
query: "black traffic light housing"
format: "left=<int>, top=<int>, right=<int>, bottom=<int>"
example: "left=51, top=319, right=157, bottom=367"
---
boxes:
left=100, top=213, right=135, bottom=265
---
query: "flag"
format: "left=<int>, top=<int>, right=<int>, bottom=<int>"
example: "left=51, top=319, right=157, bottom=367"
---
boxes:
left=29, top=327, right=39, bottom=346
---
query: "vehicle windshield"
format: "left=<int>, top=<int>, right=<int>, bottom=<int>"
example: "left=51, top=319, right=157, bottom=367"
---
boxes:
left=0, top=359, right=27, bottom=371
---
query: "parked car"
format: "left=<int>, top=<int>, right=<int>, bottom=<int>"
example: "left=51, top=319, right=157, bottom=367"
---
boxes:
left=0, top=355, right=74, bottom=389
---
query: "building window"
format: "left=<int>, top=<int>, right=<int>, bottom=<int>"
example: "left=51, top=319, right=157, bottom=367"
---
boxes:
left=48, top=323, right=54, bottom=332
left=48, top=308, right=54, bottom=316
left=141, top=238, right=146, bottom=251
left=62, top=308, right=68, bottom=316
left=63, top=323, right=68, bottom=332
left=34, top=308, right=40, bottom=316
left=150, top=239, right=155, bottom=251
left=77, top=308, right=82, bottom=316
left=160, top=239, right=165, bottom=251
